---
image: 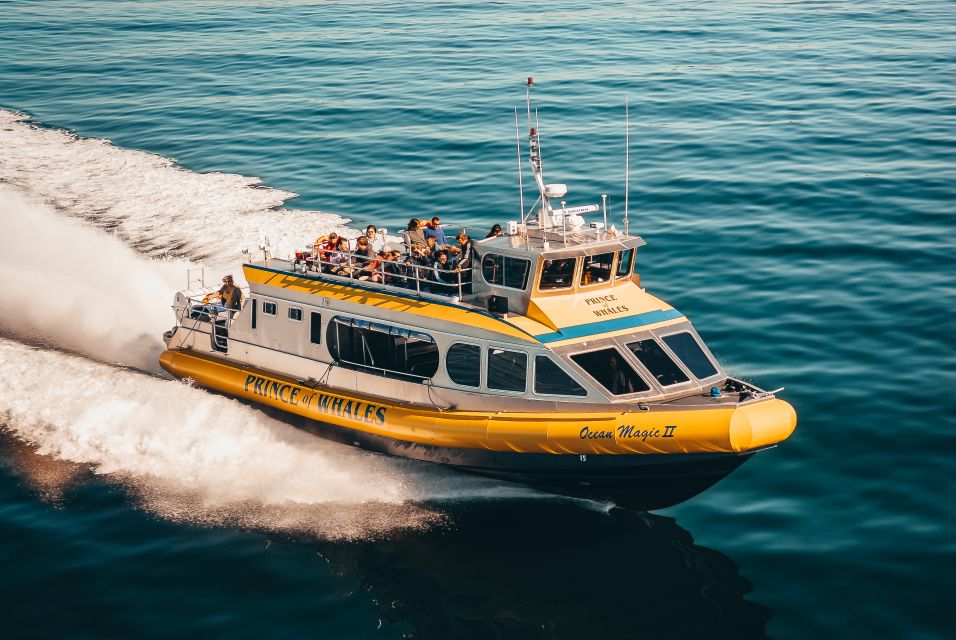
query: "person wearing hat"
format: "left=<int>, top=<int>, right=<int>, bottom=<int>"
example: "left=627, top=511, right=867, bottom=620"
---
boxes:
left=217, top=275, right=243, bottom=311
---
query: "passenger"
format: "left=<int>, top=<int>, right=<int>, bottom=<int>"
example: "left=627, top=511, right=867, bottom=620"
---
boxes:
left=356, top=250, right=385, bottom=283
left=365, top=224, right=386, bottom=253
left=383, top=249, right=407, bottom=287
left=609, top=354, right=634, bottom=395
left=217, top=275, right=243, bottom=311
left=423, top=216, right=446, bottom=246
left=405, top=218, right=426, bottom=250
left=433, top=250, right=461, bottom=296
left=353, top=235, right=375, bottom=263
left=424, top=235, right=440, bottom=261
left=450, top=232, right=475, bottom=269
left=328, top=236, right=353, bottom=276
left=486, top=223, right=503, bottom=238
left=409, top=244, right=435, bottom=290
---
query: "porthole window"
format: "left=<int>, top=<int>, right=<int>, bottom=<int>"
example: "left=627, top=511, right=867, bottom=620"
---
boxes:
left=263, top=301, right=277, bottom=316
left=446, top=343, right=480, bottom=387
left=288, top=307, right=303, bottom=322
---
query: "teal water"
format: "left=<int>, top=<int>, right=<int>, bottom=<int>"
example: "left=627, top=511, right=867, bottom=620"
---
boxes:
left=1, top=1, right=955, bottom=638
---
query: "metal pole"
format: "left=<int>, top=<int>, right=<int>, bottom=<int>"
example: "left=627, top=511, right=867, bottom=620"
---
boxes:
left=515, top=107, right=524, bottom=223
left=601, top=194, right=608, bottom=238
left=624, top=96, right=630, bottom=236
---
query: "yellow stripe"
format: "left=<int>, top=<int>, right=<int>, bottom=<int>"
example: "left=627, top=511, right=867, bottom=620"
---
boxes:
left=243, top=264, right=538, bottom=342
left=160, top=349, right=796, bottom=455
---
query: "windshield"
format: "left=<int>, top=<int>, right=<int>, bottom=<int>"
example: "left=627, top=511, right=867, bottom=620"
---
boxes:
left=570, top=348, right=650, bottom=395
left=580, top=252, right=614, bottom=286
left=662, top=332, right=718, bottom=379
left=539, top=258, right=576, bottom=290
left=626, top=339, right=689, bottom=386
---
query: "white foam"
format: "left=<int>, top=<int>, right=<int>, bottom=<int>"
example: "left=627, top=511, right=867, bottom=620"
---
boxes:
left=0, top=188, right=182, bottom=371
left=0, top=108, right=354, bottom=263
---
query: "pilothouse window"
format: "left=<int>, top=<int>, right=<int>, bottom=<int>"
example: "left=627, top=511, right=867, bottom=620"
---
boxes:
left=662, top=332, right=717, bottom=379
left=615, top=249, right=634, bottom=278
left=570, top=348, right=649, bottom=395
left=627, top=339, right=689, bottom=386
left=539, top=258, right=576, bottom=290
left=482, top=254, right=530, bottom=290
left=327, top=317, right=438, bottom=382
left=580, top=252, right=614, bottom=286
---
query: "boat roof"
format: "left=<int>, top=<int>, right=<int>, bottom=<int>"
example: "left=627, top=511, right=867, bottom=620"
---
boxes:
left=475, top=228, right=647, bottom=260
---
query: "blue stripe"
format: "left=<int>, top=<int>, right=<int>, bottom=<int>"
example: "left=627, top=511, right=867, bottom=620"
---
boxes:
left=535, top=309, right=684, bottom=343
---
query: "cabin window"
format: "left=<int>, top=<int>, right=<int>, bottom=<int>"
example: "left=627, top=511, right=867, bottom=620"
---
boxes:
left=580, top=252, right=614, bottom=286
left=288, top=307, right=303, bottom=322
left=570, top=348, right=650, bottom=395
left=263, top=301, right=277, bottom=316
left=482, top=254, right=530, bottom=290
left=615, top=249, right=634, bottom=278
left=251, top=299, right=257, bottom=329
left=662, top=332, right=717, bottom=379
left=487, top=348, right=527, bottom=392
left=627, top=339, right=689, bottom=386
left=310, top=312, right=322, bottom=344
left=539, top=258, right=576, bottom=290
left=327, top=317, right=438, bottom=382
left=446, top=343, right=481, bottom=387
left=534, top=356, right=587, bottom=397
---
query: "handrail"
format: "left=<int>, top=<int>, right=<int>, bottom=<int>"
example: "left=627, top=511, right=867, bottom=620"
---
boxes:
left=293, top=247, right=468, bottom=301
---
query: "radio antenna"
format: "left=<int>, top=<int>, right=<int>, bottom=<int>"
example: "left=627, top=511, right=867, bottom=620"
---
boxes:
left=515, top=107, right=525, bottom=223
left=624, top=95, right=630, bottom=236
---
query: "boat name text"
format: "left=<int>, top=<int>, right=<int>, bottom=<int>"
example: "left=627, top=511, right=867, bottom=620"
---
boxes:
left=244, top=375, right=387, bottom=425
left=584, top=294, right=629, bottom=318
left=579, top=424, right=677, bottom=441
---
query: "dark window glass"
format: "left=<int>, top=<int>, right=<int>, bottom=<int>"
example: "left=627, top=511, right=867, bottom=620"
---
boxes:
left=327, top=318, right=438, bottom=382
left=539, top=258, right=577, bottom=290
left=570, top=348, right=650, bottom=395
left=581, top=252, right=614, bottom=286
left=535, top=356, right=587, bottom=396
left=615, top=249, right=634, bottom=278
left=662, top=332, right=717, bottom=379
left=627, top=339, right=689, bottom=386
left=482, top=254, right=530, bottom=290
left=447, top=343, right=480, bottom=387
left=488, top=348, right=527, bottom=392
left=263, top=301, right=277, bottom=316
left=310, top=312, right=322, bottom=344
left=288, top=307, right=302, bottom=322
left=251, top=299, right=257, bottom=329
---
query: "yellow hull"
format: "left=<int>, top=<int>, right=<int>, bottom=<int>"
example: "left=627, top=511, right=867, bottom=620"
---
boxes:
left=159, top=349, right=796, bottom=456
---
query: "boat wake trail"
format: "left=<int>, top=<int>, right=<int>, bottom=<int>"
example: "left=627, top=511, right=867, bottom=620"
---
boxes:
left=0, top=339, right=480, bottom=539
left=0, top=118, right=548, bottom=540
left=0, top=108, right=353, bottom=262
left=0, top=189, right=183, bottom=371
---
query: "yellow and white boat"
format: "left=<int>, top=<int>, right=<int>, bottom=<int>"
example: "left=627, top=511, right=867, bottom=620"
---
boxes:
left=159, top=80, right=796, bottom=509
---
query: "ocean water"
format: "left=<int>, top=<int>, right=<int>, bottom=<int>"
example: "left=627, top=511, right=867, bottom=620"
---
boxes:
left=1, top=1, right=954, bottom=638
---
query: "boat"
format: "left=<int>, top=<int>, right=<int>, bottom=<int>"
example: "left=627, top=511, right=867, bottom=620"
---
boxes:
left=159, top=79, right=796, bottom=510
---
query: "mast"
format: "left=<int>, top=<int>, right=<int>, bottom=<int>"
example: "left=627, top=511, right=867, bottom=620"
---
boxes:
left=624, top=95, right=630, bottom=236
left=526, top=77, right=549, bottom=229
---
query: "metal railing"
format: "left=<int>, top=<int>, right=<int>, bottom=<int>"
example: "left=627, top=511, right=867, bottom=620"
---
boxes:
left=292, top=247, right=470, bottom=302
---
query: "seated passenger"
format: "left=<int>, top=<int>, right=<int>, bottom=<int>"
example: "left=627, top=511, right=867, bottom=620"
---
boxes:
left=433, top=250, right=461, bottom=296
left=383, top=249, right=407, bottom=287
left=328, top=237, right=353, bottom=276
left=364, top=225, right=386, bottom=253
left=356, top=250, right=386, bottom=284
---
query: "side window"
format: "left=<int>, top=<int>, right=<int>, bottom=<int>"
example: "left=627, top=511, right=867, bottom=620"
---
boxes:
left=580, top=252, right=614, bottom=286
left=539, top=258, right=576, bottom=290
left=288, top=307, right=302, bottom=322
left=446, top=343, right=480, bottom=387
left=482, top=254, right=530, bottom=290
left=570, top=348, right=650, bottom=395
left=251, top=298, right=257, bottom=329
left=327, top=317, right=439, bottom=381
left=615, top=249, right=634, bottom=278
left=662, top=332, right=717, bottom=379
left=627, top=339, right=689, bottom=386
left=309, top=312, right=322, bottom=344
left=263, top=301, right=277, bottom=316
left=534, top=356, right=587, bottom=397
left=487, top=348, right=527, bottom=392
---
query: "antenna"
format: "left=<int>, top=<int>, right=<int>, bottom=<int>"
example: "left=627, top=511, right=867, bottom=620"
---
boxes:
left=515, top=107, right=524, bottom=223
left=624, top=96, right=630, bottom=236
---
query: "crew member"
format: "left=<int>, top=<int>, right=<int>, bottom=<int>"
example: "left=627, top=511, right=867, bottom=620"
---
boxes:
left=218, top=275, right=243, bottom=310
